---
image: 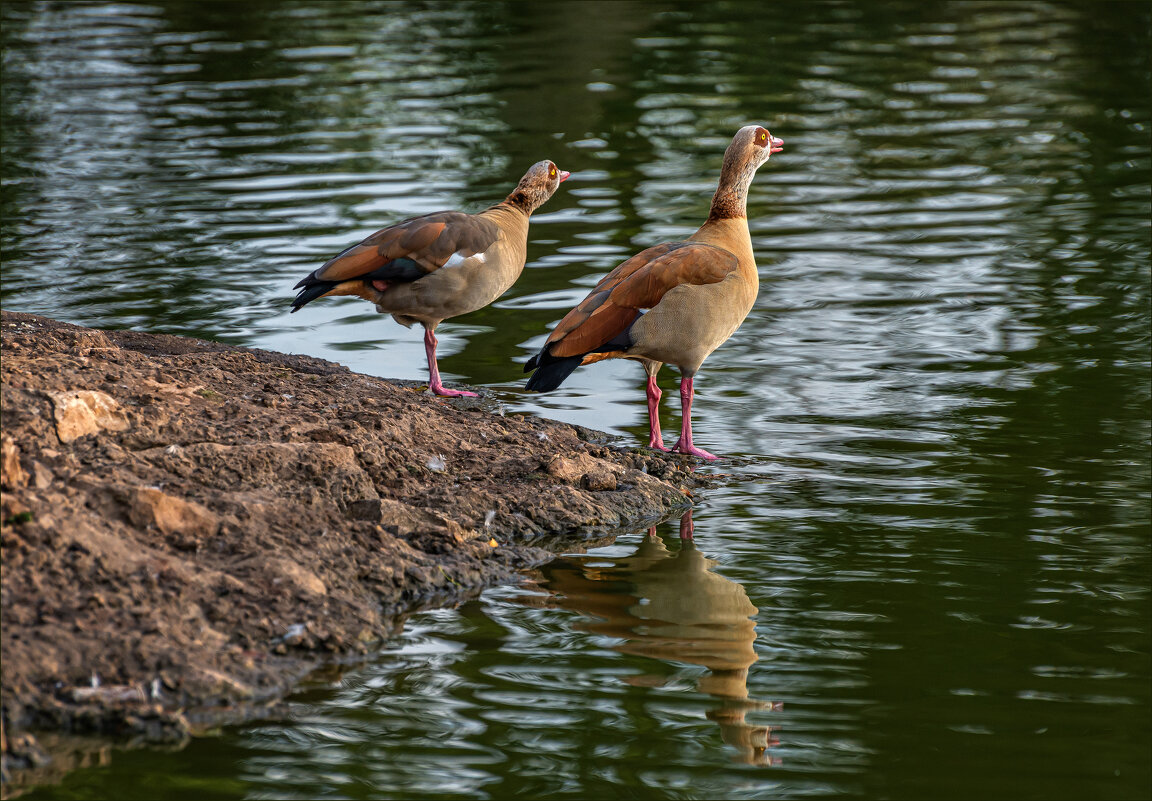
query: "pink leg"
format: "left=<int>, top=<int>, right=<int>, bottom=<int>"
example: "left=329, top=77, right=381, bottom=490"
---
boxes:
left=646, top=375, right=670, bottom=451
left=671, top=376, right=718, bottom=460
left=424, top=328, right=478, bottom=398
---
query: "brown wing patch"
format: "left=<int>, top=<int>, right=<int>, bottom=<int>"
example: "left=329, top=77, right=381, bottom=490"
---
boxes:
left=402, top=214, right=500, bottom=271
left=315, top=212, right=499, bottom=282
left=546, top=242, right=737, bottom=358
left=397, top=221, right=447, bottom=252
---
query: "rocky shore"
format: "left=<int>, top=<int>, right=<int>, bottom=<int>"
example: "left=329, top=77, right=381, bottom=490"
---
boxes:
left=0, top=310, right=703, bottom=791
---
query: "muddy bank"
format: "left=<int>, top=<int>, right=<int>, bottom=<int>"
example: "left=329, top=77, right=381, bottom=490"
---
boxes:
left=0, top=310, right=704, bottom=790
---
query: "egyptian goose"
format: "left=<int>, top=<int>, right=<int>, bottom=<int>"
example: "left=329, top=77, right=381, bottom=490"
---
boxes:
left=292, top=160, right=570, bottom=397
left=524, top=126, right=782, bottom=458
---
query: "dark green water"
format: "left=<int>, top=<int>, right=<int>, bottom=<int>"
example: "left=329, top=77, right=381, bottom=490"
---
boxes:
left=2, top=1, right=1149, bottom=798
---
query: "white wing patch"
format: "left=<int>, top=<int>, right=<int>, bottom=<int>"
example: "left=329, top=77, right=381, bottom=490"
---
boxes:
left=443, top=250, right=487, bottom=269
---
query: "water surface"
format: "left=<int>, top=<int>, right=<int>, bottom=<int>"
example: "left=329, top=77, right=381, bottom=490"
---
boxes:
left=2, top=1, right=1149, bottom=798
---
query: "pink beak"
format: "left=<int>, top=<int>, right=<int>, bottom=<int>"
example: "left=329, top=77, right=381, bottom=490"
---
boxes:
left=770, top=136, right=784, bottom=154
left=558, top=170, right=571, bottom=182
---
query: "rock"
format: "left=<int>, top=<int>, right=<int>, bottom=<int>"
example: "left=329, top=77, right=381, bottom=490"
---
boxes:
left=70, top=685, right=147, bottom=704
left=348, top=497, right=473, bottom=541
left=281, top=623, right=307, bottom=646
left=581, top=469, right=618, bottom=492
left=122, top=487, right=219, bottom=538
left=545, top=452, right=623, bottom=492
left=1, top=436, right=27, bottom=489
left=47, top=390, right=130, bottom=443
left=238, top=555, right=327, bottom=597
left=30, top=462, right=53, bottom=490
left=187, top=667, right=254, bottom=700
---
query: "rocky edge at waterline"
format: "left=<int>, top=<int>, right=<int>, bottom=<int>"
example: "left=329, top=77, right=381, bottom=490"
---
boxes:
left=0, top=310, right=704, bottom=790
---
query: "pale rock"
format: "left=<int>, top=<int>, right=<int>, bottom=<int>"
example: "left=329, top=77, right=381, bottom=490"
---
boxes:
left=1, top=435, right=27, bottom=489
left=238, top=555, right=327, bottom=597
left=31, top=461, right=53, bottom=489
left=124, top=487, right=219, bottom=538
left=48, top=390, right=130, bottom=443
left=545, top=452, right=623, bottom=492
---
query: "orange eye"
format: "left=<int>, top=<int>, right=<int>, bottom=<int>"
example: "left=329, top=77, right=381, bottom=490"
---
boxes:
left=550, top=168, right=556, bottom=176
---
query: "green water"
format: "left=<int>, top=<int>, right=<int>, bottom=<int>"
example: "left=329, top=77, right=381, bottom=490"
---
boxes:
left=2, top=1, right=1149, bottom=798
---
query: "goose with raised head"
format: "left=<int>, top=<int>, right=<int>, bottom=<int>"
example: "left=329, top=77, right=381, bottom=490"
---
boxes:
left=524, top=126, right=782, bottom=458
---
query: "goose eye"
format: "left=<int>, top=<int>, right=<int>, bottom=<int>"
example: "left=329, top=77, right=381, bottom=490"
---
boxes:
left=550, top=167, right=556, bottom=177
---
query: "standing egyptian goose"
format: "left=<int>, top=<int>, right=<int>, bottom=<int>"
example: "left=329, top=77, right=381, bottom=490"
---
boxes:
left=292, top=160, right=570, bottom=397
left=524, top=126, right=782, bottom=458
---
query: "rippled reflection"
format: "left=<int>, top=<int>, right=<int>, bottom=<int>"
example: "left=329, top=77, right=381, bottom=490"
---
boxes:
left=535, top=510, right=781, bottom=767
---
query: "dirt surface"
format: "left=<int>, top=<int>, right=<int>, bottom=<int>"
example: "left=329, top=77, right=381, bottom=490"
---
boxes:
left=0, top=310, right=704, bottom=792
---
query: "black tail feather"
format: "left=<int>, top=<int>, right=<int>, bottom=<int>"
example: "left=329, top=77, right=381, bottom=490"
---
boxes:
left=524, top=354, right=582, bottom=392
left=524, top=310, right=643, bottom=391
left=291, top=282, right=337, bottom=312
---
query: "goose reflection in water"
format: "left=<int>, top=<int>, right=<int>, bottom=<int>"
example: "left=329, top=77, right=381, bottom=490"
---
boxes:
left=533, top=509, right=780, bottom=766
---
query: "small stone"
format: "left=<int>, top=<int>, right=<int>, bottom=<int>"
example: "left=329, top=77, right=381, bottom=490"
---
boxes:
left=31, top=461, right=53, bottom=489
left=123, top=487, right=219, bottom=538
left=282, top=623, right=307, bottom=646
left=545, top=452, right=623, bottom=491
left=238, top=556, right=327, bottom=597
left=581, top=469, right=618, bottom=492
left=1, top=436, right=27, bottom=489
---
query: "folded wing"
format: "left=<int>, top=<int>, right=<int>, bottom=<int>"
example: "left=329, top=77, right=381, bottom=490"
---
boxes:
left=525, top=242, right=737, bottom=389
left=292, top=212, right=501, bottom=311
